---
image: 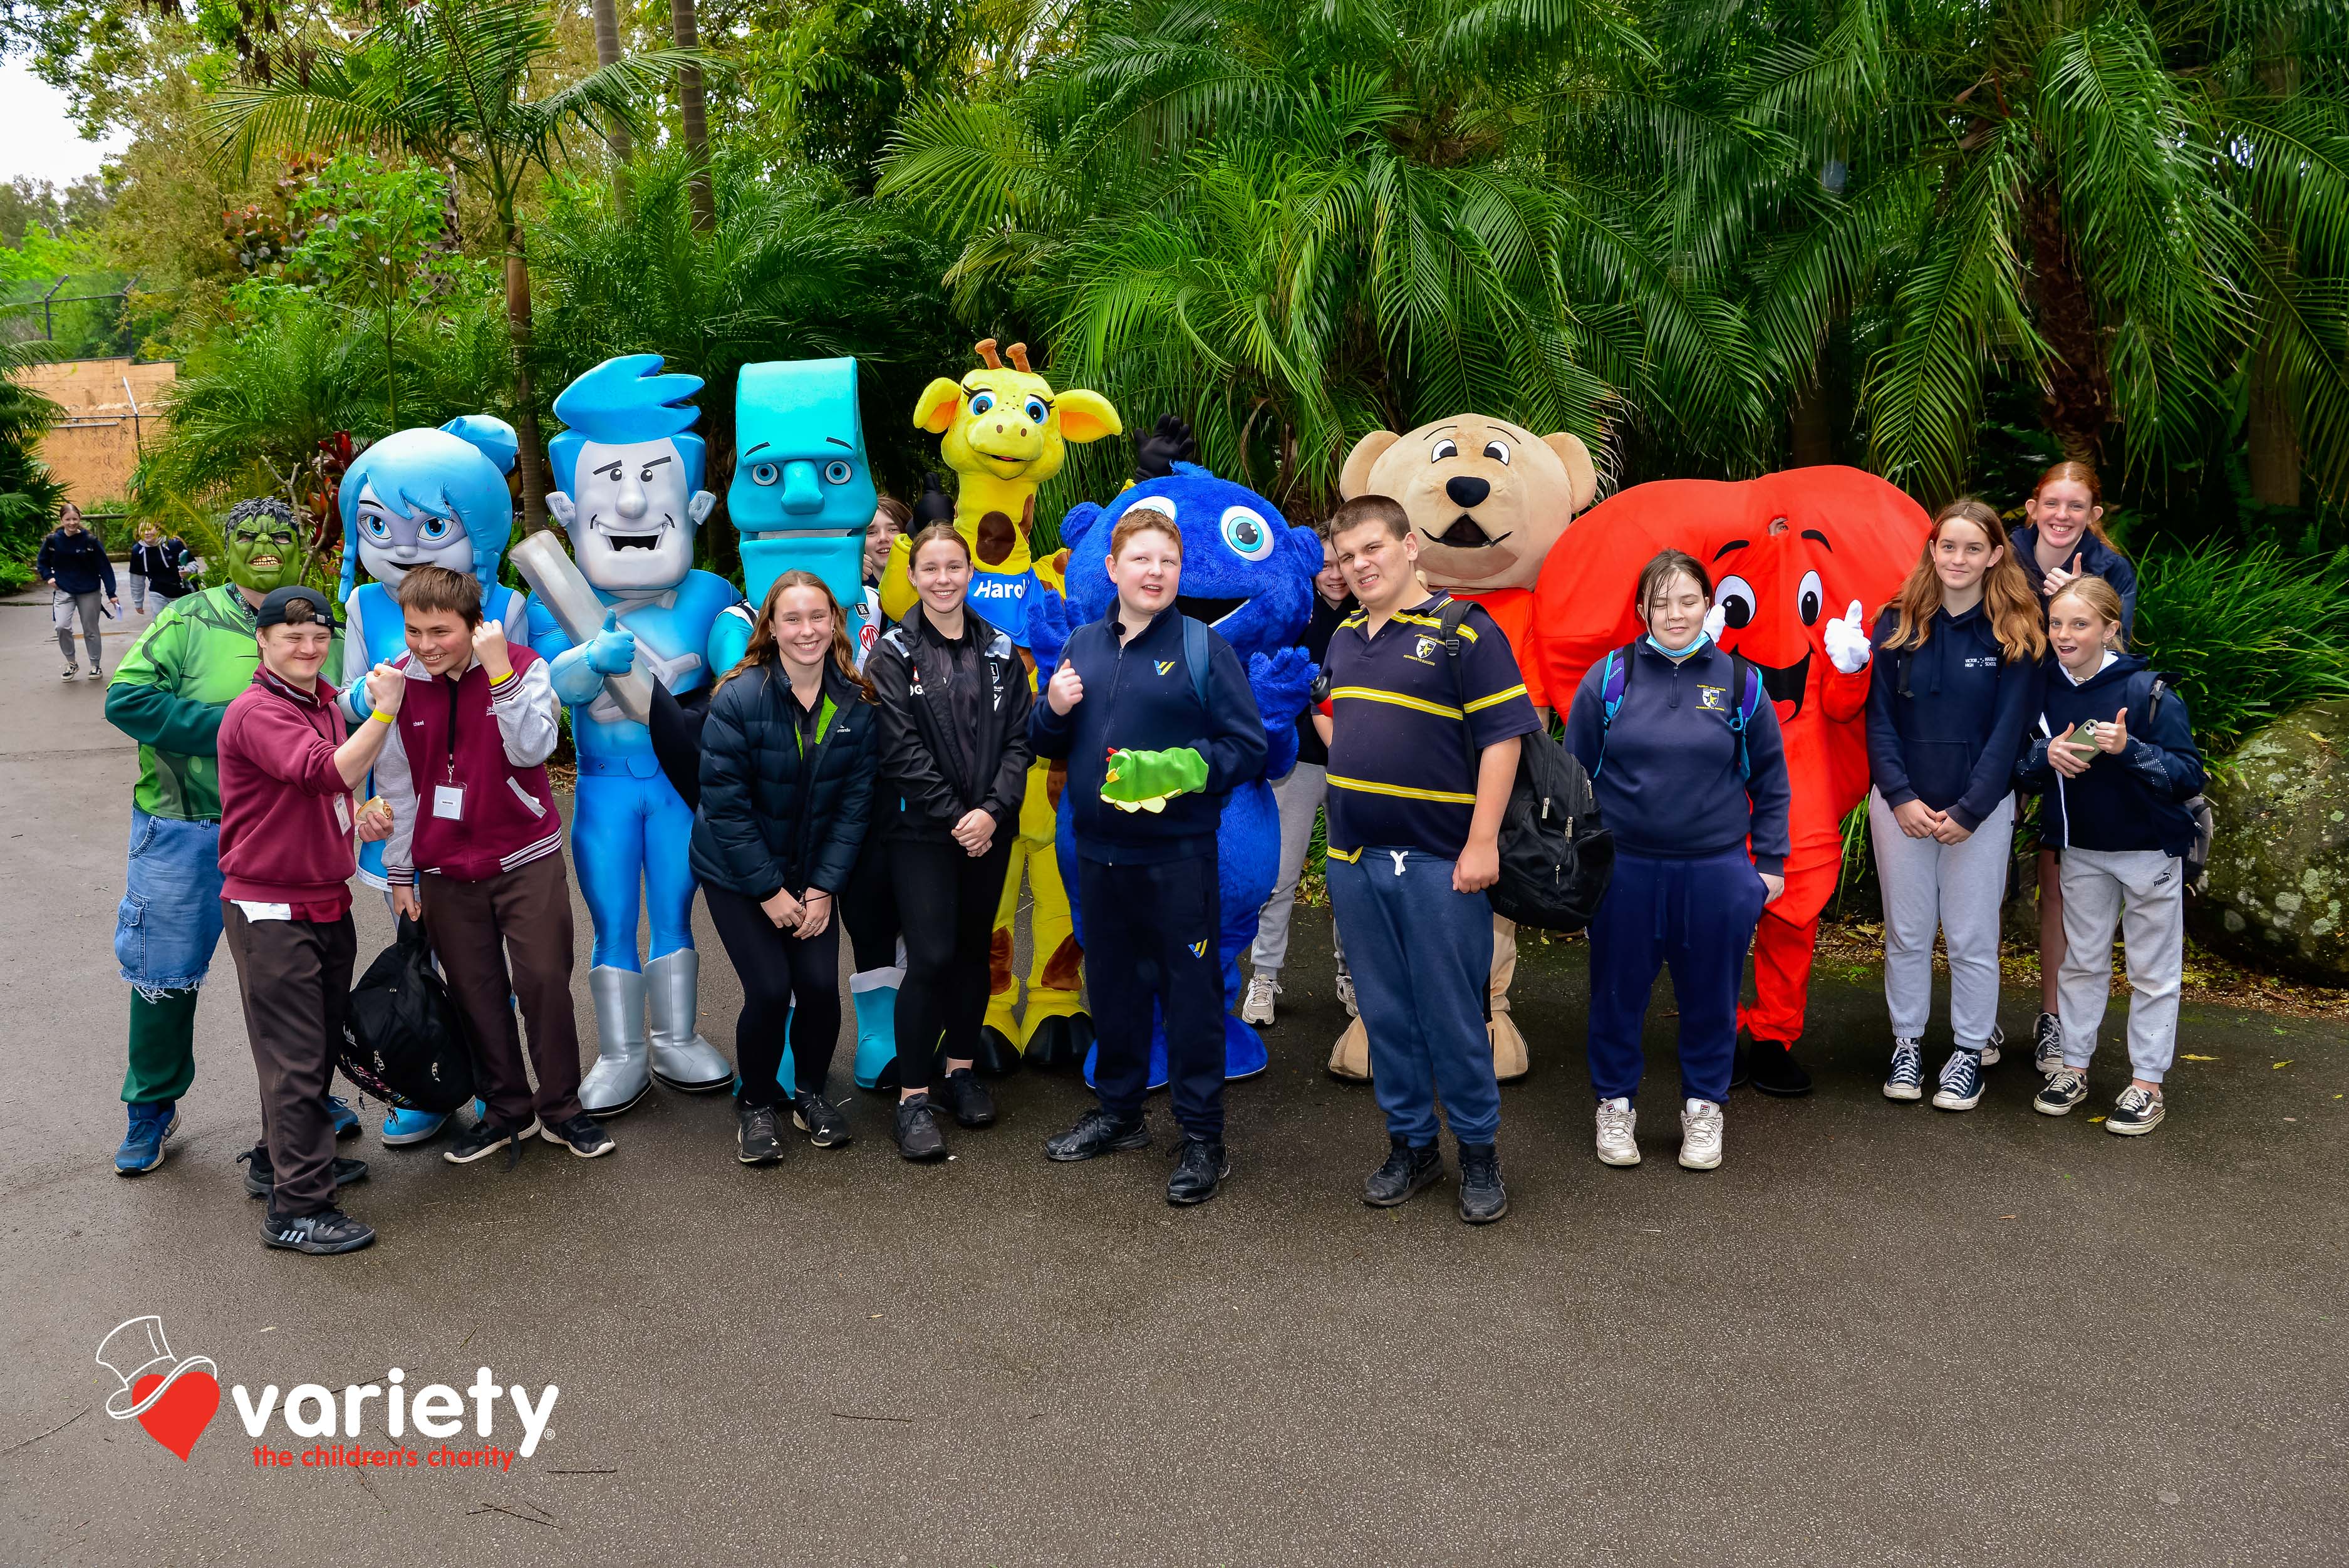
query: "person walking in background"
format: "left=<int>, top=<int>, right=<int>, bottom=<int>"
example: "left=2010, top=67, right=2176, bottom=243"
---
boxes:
left=693, top=571, right=879, bottom=1166
left=1030, top=504, right=1267, bottom=1207
left=1866, top=501, right=2045, bottom=1112
left=1564, top=549, right=1790, bottom=1175
left=865, top=524, right=1033, bottom=1161
left=216, top=586, right=403, bottom=1255
left=2009, top=460, right=2139, bottom=1072
left=2017, top=577, right=2202, bottom=1136
left=371, top=566, right=613, bottom=1167
left=1315, top=497, right=1534, bottom=1224
left=1242, top=526, right=1356, bottom=1029
left=37, top=502, right=118, bottom=680
left=129, top=524, right=173, bottom=613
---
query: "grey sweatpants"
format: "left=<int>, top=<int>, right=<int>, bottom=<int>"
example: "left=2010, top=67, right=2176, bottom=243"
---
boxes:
left=1250, top=762, right=1346, bottom=978
left=53, top=588, right=101, bottom=666
left=1869, top=789, right=2013, bottom=1051
left=2057, top=845, right=2186, bottom=1083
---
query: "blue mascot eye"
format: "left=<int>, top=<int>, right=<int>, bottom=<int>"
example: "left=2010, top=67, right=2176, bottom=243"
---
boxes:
left=823, top=460, right=853, bottom=485
left=361, top=513, right=391, bottom=541
left=1220, top=505, right=1276, bottom=561
left=750, top=462, right=780, bottom=487
left=1024, top=397, right=1048, bottom=425
left=969, top=392, right=995, bottom=417
left=418, top=517, right=452, bottom=542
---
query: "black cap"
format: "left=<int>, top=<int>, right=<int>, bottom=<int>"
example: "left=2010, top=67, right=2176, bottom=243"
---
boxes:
left=254, top=584, right=338, bottom=630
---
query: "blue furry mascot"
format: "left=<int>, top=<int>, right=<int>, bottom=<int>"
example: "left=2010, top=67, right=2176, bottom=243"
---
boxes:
left=336, top=415, right=520, bottom=1144
left=526, top=355, right=754, bottom=1114
left=1027, top=463, right=1320, bottom=1085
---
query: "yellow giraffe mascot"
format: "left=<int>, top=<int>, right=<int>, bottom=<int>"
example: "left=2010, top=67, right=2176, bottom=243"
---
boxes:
left=879, top=340, right=1123, bottom=1072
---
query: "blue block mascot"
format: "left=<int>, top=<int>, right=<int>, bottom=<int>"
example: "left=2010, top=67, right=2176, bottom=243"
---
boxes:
left=529, top=354, right=754, bottom=1113
left=1027, top=462, right=1320, bottom=1086
left=336, top=414, right=521, bottom=1144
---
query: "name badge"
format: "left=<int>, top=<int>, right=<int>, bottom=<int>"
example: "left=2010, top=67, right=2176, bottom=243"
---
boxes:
left=432, top=784, right=467, bottom=821
left=334, top=796, right=352, bottom=834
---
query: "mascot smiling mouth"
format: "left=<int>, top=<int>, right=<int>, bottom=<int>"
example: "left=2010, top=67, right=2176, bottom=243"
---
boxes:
left=1176, top=593, right=1244, bottom=628
left=1431, top=514, right=1514, bottom=549
left=1753, top=646, right=1810, bottom=717
left=596, top=517, right=673, bottom=550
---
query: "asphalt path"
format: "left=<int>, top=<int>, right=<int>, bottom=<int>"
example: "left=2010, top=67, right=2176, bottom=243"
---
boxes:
left=3, top=587, right=2343, bottom=1566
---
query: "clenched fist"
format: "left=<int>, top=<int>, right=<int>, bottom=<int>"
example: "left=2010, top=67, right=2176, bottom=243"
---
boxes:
left=472, top=617, right=512, bottom=682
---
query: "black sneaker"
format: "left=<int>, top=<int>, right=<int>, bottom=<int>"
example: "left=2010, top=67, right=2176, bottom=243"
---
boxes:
left=2106, top=1084, right=2166, bottom=1136
left=442, top=1114, right=541, bottom=1165
left=236, top=1145, right=368, bottom=1200
left=262, top=1207, right=376, bottom=1254
left=540, top=1113, right=615, bottom=1158
left=792, top=1093, right=853, bottom=1148
left=2035, top=1067, right=2089, bottom=1116
left=893, top=1094, right=948, bottom=1162
left=933, top=1067, right=996, bottom=1129
left=1361, top=1136, right=1443, bottom=1207
left=1166, top=1137, right=1230, bottom=1206
left=1044, top=1108, right=1149, bottom=1163
left=737, top=1103, right=782, bottom=1165
left=2033, top=1012, right=2064, bottom=1075
left=1456, top=1141, right=1508, bottom=1224
left=1746, top=1037, right=1813, bottom=1097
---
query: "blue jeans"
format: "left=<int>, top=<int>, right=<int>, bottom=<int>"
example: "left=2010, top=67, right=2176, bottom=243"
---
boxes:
left=1587, top=848, right=1766, bottom=1105
left=115, top=810, right=224, bottom=993
left=1327, top=846, right=1500, bottom=1146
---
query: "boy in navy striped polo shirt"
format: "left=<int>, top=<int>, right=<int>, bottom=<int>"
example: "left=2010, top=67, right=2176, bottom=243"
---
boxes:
left=1315, top=496, right=1537, bottom=1223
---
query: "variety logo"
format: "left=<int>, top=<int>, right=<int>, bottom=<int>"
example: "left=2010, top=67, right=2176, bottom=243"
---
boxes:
left=96, top=1316, right=220, bottom=1461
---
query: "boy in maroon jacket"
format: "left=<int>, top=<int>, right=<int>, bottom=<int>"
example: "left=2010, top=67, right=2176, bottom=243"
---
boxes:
left=374, top=566, right=609, bottom=1165
left=217, top=586, right=404, bottom=1255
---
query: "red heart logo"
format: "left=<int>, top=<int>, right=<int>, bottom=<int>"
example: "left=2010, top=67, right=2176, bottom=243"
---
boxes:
left=132, top=1371, right=221, bottom=1461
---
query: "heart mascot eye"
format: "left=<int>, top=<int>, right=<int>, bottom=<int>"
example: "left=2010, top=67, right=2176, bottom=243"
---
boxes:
left=1798, top=569, right=1824, bottom=626
left=1715, top=574, right=1756, bottom=630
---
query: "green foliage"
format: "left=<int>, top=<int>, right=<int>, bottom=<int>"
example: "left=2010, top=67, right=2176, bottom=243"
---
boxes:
left=2135, top=539, right=2349, bottom=759
left=0, top=335, right=66, bottom=589
left=735, top=0, right=973, bottom=193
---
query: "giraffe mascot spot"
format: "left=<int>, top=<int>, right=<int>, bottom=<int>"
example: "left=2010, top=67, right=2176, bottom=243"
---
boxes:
left=881, top=340, right=1124, bottom=1073
left=1326, top=414, right=1599, bottom=1084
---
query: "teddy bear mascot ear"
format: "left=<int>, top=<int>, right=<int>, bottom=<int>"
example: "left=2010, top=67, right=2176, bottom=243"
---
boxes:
left=1533, top=464, right=1929, bottom=1094
left=1322, top=415, right=1600, bottom=1088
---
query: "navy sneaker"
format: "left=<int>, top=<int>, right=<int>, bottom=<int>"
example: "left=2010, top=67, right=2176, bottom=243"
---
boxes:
left=326, top=1094, right=361, bottom=1140
left=1883, top=1039, right=1924, bottom=1102
left=540, top=1113, right=616, bottom=1158
left=262, top=1207, right=376, bottom=1255
left=115, top=1101, right=179, bottom=1176
left=2106, top=1084, right=2166, bottom=1136
left=1931, top=1049, right=1984, bottom=1111
left=2035, top=1067, right=2089, bottom=1116
left=236, top=1144, right=370, bottom=1199
left=443, top=1115, right=541, bottom=1165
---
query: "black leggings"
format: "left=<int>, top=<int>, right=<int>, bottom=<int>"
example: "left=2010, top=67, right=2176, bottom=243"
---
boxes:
left=702, top=883, right=843, bottom=1108
left=890, top=834, right=1012, bottom=1088
left=839, top=833, right=900, bottom=975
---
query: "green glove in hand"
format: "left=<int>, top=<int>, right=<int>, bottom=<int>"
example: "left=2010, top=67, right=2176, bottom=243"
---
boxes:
left=1101, top=747, right=1209, bottom=813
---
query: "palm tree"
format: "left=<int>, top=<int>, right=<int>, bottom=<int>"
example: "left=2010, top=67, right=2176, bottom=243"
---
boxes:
left=207, top=0, right=695, bottom=531
left=0, top=335, right=65, bottom=577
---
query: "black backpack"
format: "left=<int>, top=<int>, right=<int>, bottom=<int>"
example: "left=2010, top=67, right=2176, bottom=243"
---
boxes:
left=1433, top=600, right=1615, bottom=932
left=2145, top=676, right=2216, bottom=893
left=340, top=917, right=479, bottom=1113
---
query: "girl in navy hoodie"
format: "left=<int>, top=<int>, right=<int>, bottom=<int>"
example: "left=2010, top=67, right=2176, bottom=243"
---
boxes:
left=2012, top=461, right=2139, bottom=1070
left=1866, top=500, right=2045, bottom=1111
left=2014, top=577, right=2203, bottom=1135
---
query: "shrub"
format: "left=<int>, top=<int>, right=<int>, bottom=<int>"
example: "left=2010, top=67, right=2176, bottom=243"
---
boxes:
left=2133, top=541, right=2349, bottom=759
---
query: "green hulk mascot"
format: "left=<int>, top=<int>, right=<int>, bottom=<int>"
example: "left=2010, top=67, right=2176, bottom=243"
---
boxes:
left=104, top=499, right=357, bottom=1175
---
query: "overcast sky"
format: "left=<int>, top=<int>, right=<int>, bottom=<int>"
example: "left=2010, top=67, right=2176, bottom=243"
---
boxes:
left=0, top=60, right=129, bottom=187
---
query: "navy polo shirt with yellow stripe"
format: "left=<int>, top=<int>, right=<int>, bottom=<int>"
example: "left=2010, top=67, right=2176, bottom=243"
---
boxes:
left=1321, top=595, right=1540, bottom=861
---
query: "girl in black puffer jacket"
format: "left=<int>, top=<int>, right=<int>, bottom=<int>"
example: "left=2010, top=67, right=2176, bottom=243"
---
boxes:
left=692, top=571, right=880, bottom=1165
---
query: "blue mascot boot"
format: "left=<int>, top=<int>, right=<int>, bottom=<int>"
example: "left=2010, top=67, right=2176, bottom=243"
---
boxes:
left=115, top=1100, right=179, bottom=1176
left=851, top=983, right=900, bottom=1091
left=326, top=1094, right=361, bottom=1140
left=382, top=1106, right=448, bottom=1146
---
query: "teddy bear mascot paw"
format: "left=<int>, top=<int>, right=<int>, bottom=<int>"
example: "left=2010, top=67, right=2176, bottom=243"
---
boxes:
left=1490, top=1011, right=1531, bottom=1083
left=1327, top=1015, right=1372, bottom=1083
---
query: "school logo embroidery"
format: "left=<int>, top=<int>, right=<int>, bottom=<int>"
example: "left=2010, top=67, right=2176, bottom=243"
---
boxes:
left=1698, top=685, right=1728, bottom=712
left=1188, top=938, right=1209, bottom=958
left=96, top=1316, right=220, bottom=1462
left=1411, top=636, right=1439, bottom=665
left=1156, top=660, right=1177, bottom=675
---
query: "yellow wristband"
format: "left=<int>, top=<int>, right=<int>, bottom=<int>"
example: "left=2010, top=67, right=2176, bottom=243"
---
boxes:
left=369, top=709, right=395, bottom=725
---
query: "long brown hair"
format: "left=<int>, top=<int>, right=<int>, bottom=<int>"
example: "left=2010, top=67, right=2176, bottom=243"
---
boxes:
left=2030, top=460, right=2116, bottom=548
left=1883, top=499, right=2046, bottom=662
left=718, top=571, right=874, bottom=703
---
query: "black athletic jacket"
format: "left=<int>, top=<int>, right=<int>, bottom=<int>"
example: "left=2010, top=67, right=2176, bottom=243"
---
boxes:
left=866, top=608, right=1034, bottom=843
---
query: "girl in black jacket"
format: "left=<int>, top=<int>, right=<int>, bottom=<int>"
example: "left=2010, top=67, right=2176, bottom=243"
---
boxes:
left=864, top=524, right=1035, bottom=1161
left=692, top=571, right=880, bottom=1166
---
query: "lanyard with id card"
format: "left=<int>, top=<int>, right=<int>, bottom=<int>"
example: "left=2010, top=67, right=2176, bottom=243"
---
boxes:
left=432, top=678, right=466, bottom=822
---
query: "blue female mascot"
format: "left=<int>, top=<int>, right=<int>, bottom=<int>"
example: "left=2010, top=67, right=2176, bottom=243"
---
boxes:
left=529, top=355, right=754, bottom=1114
left=1027, top=462, right=1320, bottom=1086
left=337, top=414, right=521, bottom=1144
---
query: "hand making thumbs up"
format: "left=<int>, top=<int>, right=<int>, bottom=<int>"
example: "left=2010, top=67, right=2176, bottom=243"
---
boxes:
left=583, top=608, right=638, bottom=676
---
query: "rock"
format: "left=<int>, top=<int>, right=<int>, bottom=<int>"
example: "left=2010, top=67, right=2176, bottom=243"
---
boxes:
left=2191, top=699, right=2349, bottom=984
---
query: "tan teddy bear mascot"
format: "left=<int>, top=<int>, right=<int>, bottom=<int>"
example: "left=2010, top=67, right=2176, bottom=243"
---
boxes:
left=1326, top=414, right=1599, bottom=1083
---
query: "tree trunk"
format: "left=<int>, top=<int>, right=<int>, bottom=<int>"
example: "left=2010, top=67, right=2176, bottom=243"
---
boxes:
left=1790, top=368, right=1833, bottom=467
left=2248, top=39, right=2303, bottom=509
left=670, top=0, right=714, bottom=231
left=504, top=221, right=549, bottom=534
left=2022, top=177, right=2113, bottom=466
left=593, top=0, right=632, bottom=202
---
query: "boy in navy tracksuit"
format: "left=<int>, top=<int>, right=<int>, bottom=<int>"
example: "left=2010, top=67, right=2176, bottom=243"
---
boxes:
left=1030, top=510, right=1266, bottom=1205
left=2015, top=579, right=2203, bottom=1134
left=1563, top=553, right=1791, bottom=1172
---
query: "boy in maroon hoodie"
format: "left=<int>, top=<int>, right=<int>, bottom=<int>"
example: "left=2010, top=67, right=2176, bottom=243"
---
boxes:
left=217, top=586, right=405, bottom=1255
left=374, top=566, right=609, bottom=1165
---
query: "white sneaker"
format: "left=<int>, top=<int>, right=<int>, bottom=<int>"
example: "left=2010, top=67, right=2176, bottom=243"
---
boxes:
left=1594, top=1097, right=1640, bottom=1166
left=1678, top=1098, right=1724, bottom=1170
left=1240, top=973, right=1278, bottom=1026
left=1334, top=970, right=1357, bottom=1017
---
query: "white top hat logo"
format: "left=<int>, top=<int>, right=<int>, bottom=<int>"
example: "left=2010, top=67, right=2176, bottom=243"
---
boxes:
left=95, top=1316, right=217, bottom=1420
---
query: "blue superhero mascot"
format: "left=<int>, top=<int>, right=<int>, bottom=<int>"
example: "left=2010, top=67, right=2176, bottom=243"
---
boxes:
left=1027, top=462, right=1320, bottom=1088
left=336, top=414, right=519, bottom=1143
left=529, top=354, right=754, bottom=1113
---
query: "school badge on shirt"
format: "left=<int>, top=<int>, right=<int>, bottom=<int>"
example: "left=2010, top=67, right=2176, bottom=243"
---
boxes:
left=1698, top=684, right=1728, bottom=712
